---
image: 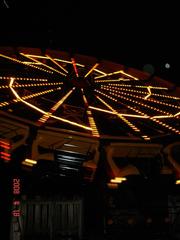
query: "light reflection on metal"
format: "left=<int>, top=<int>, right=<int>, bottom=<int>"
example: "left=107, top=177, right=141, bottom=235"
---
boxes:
left=20, top=53, right=67, bottom=76
left=9, top=78, right=92, bottom=131
left=84, top=63, right=99, bottom=78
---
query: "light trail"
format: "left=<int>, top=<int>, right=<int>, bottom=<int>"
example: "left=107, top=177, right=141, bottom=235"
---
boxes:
left=71, top=58, right=79, bottom=77
left=95, top=89, right=180, bottom=135
left=81, top=89, right=100, bottom=137
left=45, top=54, right=68, bottom=73
left=20, top=53, right=67, bottom=76
left=84, top=63, right=99, bottom=78
left=9, top=78, right=91, bottom=131
left=0, top=54, right=52, bottom=74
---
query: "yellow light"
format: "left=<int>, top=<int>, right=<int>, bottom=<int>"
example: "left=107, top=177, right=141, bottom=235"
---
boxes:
left=84, top=63, right=99, bottom=78
left=23, top=61, right=42, bottom=65
left=174, top=112, right=180, bottom=117
left=144, top=86, right=152, bottom=100
left=38, top=88, right=75, bottom=123
left=101, top=85, right=173, bottom=116
left=54, top=57, right=85, bottom=67
left=45, top=54, right=68, bottom=73
left=89, top=106, right=116, bottom=115
left=51, top=88, right=75, bottom=111
left=151, top=115, right=174, bottom=119
left=122, top=114, right=148, bottom=119
left=120, top=70, right=139, bottom=80
left=81, top=89, right=100, bottom=137
left=95, top=70, right=129, bottom=79
left=22, top=161, right=33, bottom=167
left=20, top=53, right=67, bottom=76
left=12, top=82, right=63, bottom=88
left=107, top=183, right=118, bottom=189
left=115, top=177, right=127, bottom=181
left=110, top=177, right=127, bottom=183
left=110, top=179, right=123, bottom=183
left=95, top=78, right=130, bottom=83
left=9, top=78, right=92, bottom=131
left=95, top=94, right=141, bottom=133
left=24, top=54, right=48, bottom=59
left=97, top=87, right=179, bottom=135
left=0, top=53, right=52, bottom=73
left=176, top=180, right=180, bottom=185
left=25, top=159, right=37, bottom=164
left=94, top=68, right=107, bottom=75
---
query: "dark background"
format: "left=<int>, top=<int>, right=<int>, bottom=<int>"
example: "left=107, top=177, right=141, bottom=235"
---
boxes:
left=0, top=1, right=179, bottom=85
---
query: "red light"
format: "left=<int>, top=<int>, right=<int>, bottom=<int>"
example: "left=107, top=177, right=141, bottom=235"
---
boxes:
left=12, top=210, right=20, bottom=217
left=1, top=155, right=10, bottom=161
left=13, top=178, right=20, bottom=194
left=13, top=200, right=20, bottom=206
left=71, top=58, right=79, bottom=77
left=0, top=144, right=10, bottom=149
left=0, top=151, right=10, bottom=157
left=0, top=140, right=10, bottom=145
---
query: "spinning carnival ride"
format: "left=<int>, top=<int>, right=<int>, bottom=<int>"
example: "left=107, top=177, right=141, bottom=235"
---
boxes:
left=0, top=47, right=180, bottom=240
left=0, top=47, right=179, bottom=141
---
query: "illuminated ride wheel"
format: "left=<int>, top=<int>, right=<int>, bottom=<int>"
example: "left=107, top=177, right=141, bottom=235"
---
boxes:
left=0, top=47, right=180, bottom=142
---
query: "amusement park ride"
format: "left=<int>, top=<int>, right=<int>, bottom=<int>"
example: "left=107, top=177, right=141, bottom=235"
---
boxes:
left=0, top=46, right=179, bottom=240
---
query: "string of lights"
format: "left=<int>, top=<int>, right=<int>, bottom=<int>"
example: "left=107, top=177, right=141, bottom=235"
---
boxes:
left=0, top=52, right=179, bottom=139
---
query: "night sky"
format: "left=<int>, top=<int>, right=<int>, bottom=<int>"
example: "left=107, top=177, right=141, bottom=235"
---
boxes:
left=0, top=2, right=179, bottom=85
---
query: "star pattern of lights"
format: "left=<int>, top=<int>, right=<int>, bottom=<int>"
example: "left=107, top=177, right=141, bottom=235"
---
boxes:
left=0, top=50, right=179, bottom=141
